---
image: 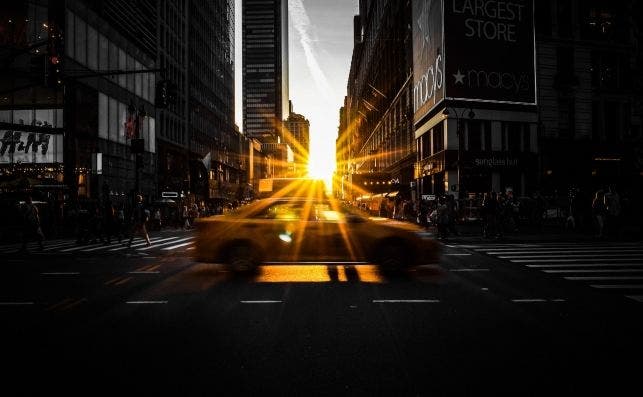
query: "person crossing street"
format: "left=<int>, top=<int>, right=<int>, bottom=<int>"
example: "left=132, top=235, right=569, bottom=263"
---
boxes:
left=128, top=195, right=151, bottom=247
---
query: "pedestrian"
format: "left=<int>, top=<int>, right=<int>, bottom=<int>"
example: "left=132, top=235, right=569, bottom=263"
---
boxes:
left=592, top=189, right=607, bottom=238
left=128, top=195, right=151, bottom=247
left=446, top=194, right=459, bottom=236
left=436, top=196, right=450, bottom=240
left=103, top=201, right=116, bottom=244
left=151, top=208, right=161, bottom=231
left=182, top=205, right=190, bottom=229
left=604, top=186, right=621, bottom=238
left=116, top=207, right=125, bottom=243
left=18, top=196, right=44, bottom=252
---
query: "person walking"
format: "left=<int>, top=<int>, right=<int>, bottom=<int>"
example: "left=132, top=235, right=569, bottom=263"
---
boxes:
left=592, top=190, right=607, bottom=238
left=128, top=195, right=151, bottom=247
left=19, top=196, right=45, bottom=252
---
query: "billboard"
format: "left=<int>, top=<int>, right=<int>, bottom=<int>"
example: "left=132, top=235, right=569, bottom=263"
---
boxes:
left=0, top=130, right=64, bottom=164
left=444, top=0, right=535, bottom=104
left=412, top=0, right=536, bottom=124
left=413, top=0, right=445, bottom=124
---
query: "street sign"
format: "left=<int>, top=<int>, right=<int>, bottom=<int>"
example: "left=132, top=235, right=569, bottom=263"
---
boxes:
left=162, top=191, right=178, bottom=198
left=422, top=194, right=436, bottom=201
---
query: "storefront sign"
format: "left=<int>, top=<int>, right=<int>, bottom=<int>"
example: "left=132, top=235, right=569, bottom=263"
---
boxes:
left=412, top=0, right=535, bottom=124
left=162, top=191, right=178, bottom=198
left=0, top=130, right=63, bottom=164
left=412, top=0, right=445, bottom=123
left=473, top=156, right=519, bottom=168
left=444, top=0, right=535, bottom=104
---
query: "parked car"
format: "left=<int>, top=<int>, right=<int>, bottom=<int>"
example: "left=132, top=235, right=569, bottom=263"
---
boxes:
left=194, top=196, right=441, bottom=271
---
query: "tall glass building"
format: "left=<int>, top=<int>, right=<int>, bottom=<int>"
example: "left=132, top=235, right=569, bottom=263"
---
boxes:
left=242, top=0, right=289, bottom=142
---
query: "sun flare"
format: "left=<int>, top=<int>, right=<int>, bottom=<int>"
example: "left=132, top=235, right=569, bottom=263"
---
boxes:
left=307, top=151, right=335, bottom=192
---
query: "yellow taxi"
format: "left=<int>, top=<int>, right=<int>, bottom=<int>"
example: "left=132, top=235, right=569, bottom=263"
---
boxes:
left=194, top=180, right=441, bottom=270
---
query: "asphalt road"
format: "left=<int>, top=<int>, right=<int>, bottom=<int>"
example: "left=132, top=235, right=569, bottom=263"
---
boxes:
left=2, top=235, right=642, bottom=396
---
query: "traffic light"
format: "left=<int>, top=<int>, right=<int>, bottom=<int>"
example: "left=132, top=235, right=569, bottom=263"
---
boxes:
left=155, top=80, right=169, bottom=108
left=154, top=80, right=178, bottom=108
left=46, top=24, right=64, bottom=88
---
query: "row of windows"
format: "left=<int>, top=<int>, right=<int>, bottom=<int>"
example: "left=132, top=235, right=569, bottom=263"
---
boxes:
left=0, top=109, right=63, bottom=128
left=66, top=11, right=155, bottom=104
left=98, top=93, right=156, bottom=153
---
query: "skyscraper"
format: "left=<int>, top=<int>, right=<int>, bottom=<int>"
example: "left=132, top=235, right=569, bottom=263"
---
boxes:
left=284, top=106, right=310, bottom=177
left=242, top=0, right=289, bottom=142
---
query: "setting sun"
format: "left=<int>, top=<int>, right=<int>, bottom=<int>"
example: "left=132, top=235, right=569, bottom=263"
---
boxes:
left=307, top=145, right=335, bottom=191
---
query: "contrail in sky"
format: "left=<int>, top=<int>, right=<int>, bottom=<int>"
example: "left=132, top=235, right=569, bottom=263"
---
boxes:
left=289, top=0, right=334, bottom=100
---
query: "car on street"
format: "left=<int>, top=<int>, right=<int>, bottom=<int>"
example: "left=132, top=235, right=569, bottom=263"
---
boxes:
left=194, top=191, right=441, bottom=270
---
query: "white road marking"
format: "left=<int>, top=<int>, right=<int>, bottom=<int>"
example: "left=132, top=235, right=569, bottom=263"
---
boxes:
left=0, top=302, right=35, bottom=305
left=128, top=271, right=160, bottom=274
left=83, top=237, right=164, bottom=252
left=487, top=249, right=643, bottom=255
left=126, top=300, right=168, bottom=304
left=591, top=285, right=643, bottom=289
left=41, top=272, right=80, bottom=275
left=626, top=295, right=643, bottom=303
left=161, top=242, right=194, bottom=250
left=565, top=276, right=643, bottom=281
left=110, top=237, right=179, bottom=251
left=186, top=247, right=195, bottom=251
left=264, top=261, right=370, bottom=264
left=372, top=299, right=440, bottom=303
left=527, top=263, right=643, bottom=268
left=544, top=269, right=643, bottom=274
left=501, top=254, right=643, bottom=259
left=137, top=237, right=195, bottom=251
left=481, top=288, right=489, bottom=291
left=59, top=242, right=105, bottom=252
left=512, top=258, right=639, bottom=263
left=511, top=299, right=547, bottom=303
left=444, top=253, right=472, bottom=256
left=240, top=300, right=282, bottom=304
left=450, top=268, right=490, bottom=272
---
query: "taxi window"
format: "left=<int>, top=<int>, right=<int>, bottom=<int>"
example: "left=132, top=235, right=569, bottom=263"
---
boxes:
left=251, top=201, right=345, bottom=222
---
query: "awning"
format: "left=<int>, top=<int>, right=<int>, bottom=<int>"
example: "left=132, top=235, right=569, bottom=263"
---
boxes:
left=357, top=194, right=371, bottom=201
left=386, top=191, right=399, bottom=197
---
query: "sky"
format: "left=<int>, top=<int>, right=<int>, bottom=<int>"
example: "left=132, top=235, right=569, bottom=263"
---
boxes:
left=235, top=0, right=358, bottom=179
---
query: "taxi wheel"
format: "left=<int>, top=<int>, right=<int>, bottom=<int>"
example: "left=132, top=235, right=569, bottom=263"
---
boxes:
left=227, top=244, right=257, bottom=272
left=377, top=243, right=406, bottom=271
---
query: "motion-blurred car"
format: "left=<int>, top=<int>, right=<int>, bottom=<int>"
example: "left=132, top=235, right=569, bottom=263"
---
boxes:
left=194, top=194, right=441, bottom=270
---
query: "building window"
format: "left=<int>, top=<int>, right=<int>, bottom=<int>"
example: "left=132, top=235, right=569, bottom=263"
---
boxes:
left=467, top=121, right=482, bottom=152
left=432, top=122, right=444, bottom=154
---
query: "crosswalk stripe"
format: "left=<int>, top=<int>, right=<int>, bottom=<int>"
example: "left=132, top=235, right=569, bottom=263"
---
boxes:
left=626, top=295, right=643, bottom=302
left=511, top=258, right=640, bottom=263
left=137, top=236, right=194, bottom=251
left=109, top=237, right=179, bottom=251
left=59, top=242, right=106, bottom=252
left=501, top=253, right=643, bottom=259
left=527, top=263, right=643, bottom=268
left=161, top=241, right=194, bottom=250
left=591, top=285, right=643, bottom=289
left=83, top=237, right=164, bottom=252
left=544, top=269, right=643, bottom=274
left=487, top=249, right=643, bottom=255
left=565, top=276, right=643, bottom=281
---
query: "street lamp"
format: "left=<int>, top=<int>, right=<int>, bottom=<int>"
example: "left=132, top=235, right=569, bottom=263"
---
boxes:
left=442, top=107, right=475, bottom=200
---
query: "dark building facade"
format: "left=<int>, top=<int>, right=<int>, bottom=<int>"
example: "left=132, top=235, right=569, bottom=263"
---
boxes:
left=284, top=104, right=310, bottom=177
left=339, top=0, right=642, bottom=231
left=338, top=0, right=415, bottom=201
left=535, top=0, right=643, bottom=204
left=187, top=0, right=242, bottom=203
left=1, top=0, right=158, bottom=210
left=242, top=0, right=289, bottom=142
